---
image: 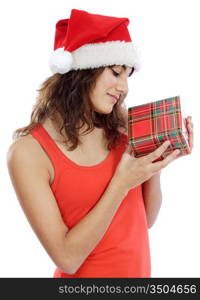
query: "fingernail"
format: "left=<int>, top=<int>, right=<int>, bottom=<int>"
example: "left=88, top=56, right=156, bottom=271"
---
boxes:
left=175, top=150, right=180, bottom=154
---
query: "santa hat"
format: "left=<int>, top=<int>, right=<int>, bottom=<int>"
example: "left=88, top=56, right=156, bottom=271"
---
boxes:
left=49, top=9, right=141, bottom=74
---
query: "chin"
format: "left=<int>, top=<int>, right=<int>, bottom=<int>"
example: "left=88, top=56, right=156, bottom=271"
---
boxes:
left=95, top=110, right=113, bottom=115
left=94, top=105, right=114, bottom=115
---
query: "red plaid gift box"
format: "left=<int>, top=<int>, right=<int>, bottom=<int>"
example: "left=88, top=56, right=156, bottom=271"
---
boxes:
left=128, top=95, right=190, bottom=162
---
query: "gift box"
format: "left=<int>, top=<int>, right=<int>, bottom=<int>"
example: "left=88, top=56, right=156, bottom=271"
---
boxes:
left=128, top=95, right=190, bottom=162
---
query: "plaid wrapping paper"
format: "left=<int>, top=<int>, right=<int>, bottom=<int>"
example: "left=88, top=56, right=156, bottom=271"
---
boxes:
left=128, top=95, right=190, bottom=162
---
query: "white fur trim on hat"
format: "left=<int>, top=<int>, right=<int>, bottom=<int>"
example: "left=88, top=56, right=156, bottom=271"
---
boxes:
left=49, top=41, right=141, bottom=74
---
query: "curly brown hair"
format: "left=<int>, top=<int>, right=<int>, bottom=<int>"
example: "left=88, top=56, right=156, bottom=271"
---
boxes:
left=13, top=66, right=134, bottom=151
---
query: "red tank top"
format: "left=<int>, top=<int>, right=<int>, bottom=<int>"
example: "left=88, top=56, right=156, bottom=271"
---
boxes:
left=30, top=123, right=151, bottom=278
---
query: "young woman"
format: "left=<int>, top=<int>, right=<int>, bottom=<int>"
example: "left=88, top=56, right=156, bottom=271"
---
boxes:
left=6, top=9, right=193, bottom=278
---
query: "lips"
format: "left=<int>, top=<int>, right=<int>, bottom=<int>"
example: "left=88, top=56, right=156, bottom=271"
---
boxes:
left=107, top=93, right=119, bottom=103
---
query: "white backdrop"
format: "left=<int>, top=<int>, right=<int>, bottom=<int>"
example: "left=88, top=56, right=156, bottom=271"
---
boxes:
left=1, top=0, right=199, bottom=277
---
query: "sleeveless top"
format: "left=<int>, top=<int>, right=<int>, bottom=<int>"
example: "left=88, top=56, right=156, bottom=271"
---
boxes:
left=30, top=123, right=151, bottom=278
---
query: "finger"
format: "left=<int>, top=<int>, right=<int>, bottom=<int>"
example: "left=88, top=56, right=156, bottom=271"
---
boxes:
left=188, top=130, right=193, bottom=152
left=186, top=119, right=194, bottom=152
left=186, top=116, right=193, bottom=129
left=188, top=133, right=193, bottom=153
left=186, top=117, right=193, bottom=130
left=187, top=122, right=194, bottom=133
left=153, top=148, right=180, bottom=172
left=146, top=140, right=171, bottom=163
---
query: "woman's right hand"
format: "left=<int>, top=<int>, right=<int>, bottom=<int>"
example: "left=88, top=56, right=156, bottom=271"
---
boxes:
left=112, top=140, right=180, bottom=193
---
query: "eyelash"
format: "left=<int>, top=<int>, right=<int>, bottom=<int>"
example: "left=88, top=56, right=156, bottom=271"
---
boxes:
left=111, top=69, right=120, bottom=77
left=111, top=68, right=133, bottom=77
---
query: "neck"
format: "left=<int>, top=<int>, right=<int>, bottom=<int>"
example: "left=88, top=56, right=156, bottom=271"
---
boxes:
left=43, top=115, right=107, bottom=148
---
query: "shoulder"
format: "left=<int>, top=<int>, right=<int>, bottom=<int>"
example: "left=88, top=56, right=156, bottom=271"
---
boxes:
left=7, top=134, right=41, bottom=159
left=7, top=134, right=50, bottom=177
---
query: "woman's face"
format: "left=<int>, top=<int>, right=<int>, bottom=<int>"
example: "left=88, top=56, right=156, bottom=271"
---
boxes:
left=89, top=65, right=133, bottom=114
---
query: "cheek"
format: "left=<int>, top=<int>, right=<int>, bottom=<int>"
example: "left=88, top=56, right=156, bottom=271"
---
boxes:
left=101, top=76, right=116, bottom=91
left=91, top=71, right=116, bottom=98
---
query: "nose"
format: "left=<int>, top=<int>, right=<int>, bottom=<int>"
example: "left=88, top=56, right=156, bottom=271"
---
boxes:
left=116, top=77, right=129, bottom=95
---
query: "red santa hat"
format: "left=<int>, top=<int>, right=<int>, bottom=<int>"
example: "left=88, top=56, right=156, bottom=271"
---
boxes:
left=49, top=9, right=141, bottom=74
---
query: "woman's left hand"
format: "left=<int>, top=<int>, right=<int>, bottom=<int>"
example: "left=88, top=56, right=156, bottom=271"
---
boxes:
left=186, top=116, right=194, bottom=154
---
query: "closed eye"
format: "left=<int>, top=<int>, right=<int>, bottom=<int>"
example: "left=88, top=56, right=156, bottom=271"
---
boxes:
left=111, top=69, right=120, bottom=77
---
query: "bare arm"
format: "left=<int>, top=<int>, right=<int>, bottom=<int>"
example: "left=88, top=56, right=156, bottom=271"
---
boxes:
left=7, top=135, right=177, bottom=275
left=6, top=138, right=128, bottom=275
left=142, top=171, right=162, bottom=228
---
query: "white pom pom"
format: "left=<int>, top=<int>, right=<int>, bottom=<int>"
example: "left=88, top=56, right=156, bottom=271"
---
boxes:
left=49, top=47, right=73, bottom=74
